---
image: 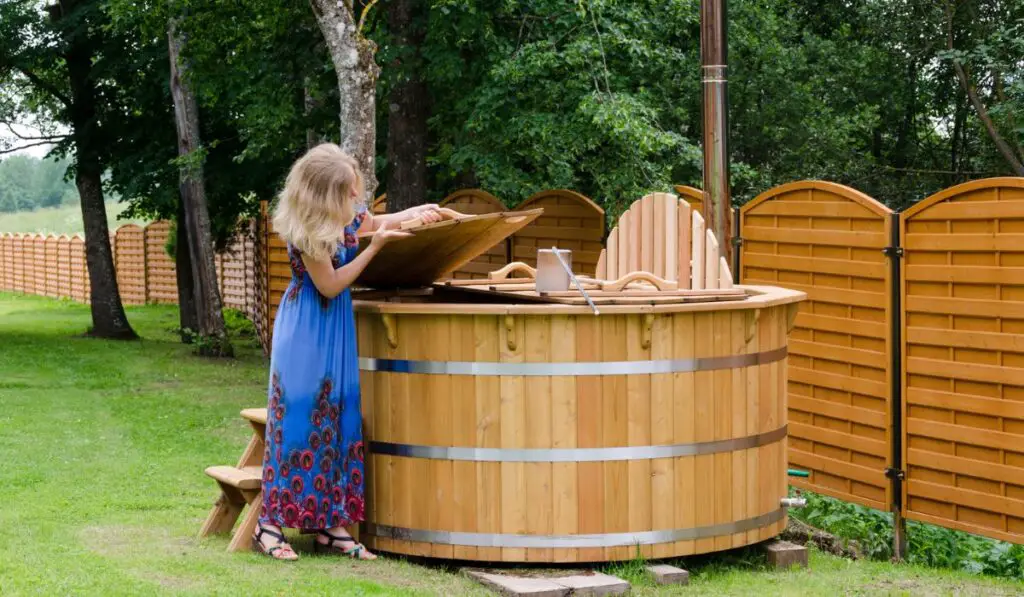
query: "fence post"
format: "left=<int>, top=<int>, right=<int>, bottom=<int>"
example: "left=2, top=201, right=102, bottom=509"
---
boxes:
left=731, top=206, right=741, bottom=285
left=885, top=211, right=907, bottom=561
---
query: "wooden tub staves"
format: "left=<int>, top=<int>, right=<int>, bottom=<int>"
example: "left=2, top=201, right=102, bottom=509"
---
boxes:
left=354, top=285, right=804, bottom=562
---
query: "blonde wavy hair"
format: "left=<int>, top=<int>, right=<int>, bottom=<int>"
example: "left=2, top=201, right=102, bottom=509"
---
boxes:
left=272, top=143, right=365, bottom=262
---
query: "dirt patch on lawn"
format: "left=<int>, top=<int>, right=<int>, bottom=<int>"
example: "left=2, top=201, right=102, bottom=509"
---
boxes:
left=864, top=579, right=1020, bottom=596
left=79, top=524, right=206, bottom=591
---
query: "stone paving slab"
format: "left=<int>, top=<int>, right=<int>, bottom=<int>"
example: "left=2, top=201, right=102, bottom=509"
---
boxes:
left=464, top=569, right=631, bottom=596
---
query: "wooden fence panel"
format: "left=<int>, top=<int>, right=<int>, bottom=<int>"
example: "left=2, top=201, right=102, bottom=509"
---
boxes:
left=0, top=234, right=12, bottom=292
left=114, top=224, right=146, bottom=305
left=144, top=221, right=178, bottom=304
left=57, top=236, right=72, bottom=299
left=13, top=234, right=26, bottom=292
left=511, top=190, right=605, bottom=276
left=371, top=193, right=387, bottom=215
left=44, top=236, right=59, bottom=298
left=900, top=177, right=1024, bottom=544
left=253, top=202, right=272, bottom=354
left=30, top=235, right=45, bottom=295
left=69, top=236, right=88, bottom=302
left=439, top=189, right=508, bottom=279
left=220, top=235, right=250, bottom=311
left=740, top=181, right=894, bottom=511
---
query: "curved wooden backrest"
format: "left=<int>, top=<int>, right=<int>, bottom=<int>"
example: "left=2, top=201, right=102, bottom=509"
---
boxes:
left=511, top=189, right=605, bottom=276
left=674, top=185, right=705, bottom=213
left=596, top=192, right=732, bottom=290
left=438, top=189, right=509, bottom=279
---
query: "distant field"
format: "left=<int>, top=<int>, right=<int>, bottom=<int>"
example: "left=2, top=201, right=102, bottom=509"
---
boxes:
left=0, top=202, right=150, bottom=236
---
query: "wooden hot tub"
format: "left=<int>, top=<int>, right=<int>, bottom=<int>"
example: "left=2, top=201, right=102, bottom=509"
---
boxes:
left=352, top=284, right=804, bottom=563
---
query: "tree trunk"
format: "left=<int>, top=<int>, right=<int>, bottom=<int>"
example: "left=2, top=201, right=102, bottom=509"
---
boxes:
left=62, top=2, right=137, bottom=340
left=309, top=0, right=381, bottom=200
left=385, top=0, right=429, bottom=213
left=175, top=201, right=199, bottom=340
left=168, top=18, right=233, bottom=357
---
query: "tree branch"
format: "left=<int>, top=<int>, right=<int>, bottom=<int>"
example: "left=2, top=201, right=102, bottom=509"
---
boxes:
left=1, top=122, right=68, bottom=141
left=357, top=0, right=380, bottom=34
left=945, top=1, right=1024, bottom=175
left=12, top=66, right=72, bottom=109
left=0, top=140, right=58, bottom=156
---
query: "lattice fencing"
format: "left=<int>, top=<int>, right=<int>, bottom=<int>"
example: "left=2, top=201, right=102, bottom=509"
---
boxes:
left=900, top=178, right=1024, bottom=544
left=0, top=221, right=259, bottom=323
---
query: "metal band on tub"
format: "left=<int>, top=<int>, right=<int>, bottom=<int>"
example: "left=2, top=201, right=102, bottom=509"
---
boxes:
left=358, top=346, right=786, bottom=376
left=371, top=424, right=787, bottom=462
left=364, top=508, right=785, bottom=548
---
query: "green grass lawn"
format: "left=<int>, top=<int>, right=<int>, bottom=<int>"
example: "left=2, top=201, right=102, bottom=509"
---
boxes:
left=1, top=293, right=1021, bottom=596
left=0, top=202, right=148, bottom=236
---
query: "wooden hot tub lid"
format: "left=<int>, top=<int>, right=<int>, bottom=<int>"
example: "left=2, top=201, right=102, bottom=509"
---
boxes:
left=354, top=284, right=805, bottom=315
left=355, top=209, right=543, bottom=289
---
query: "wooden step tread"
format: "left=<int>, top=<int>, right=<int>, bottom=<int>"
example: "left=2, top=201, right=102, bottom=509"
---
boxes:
left=240, top=408, right=267, bottom=425
left=205, top=465, right=262, bottom=490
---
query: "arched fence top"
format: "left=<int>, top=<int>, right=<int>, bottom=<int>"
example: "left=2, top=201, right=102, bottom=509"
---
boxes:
left=742, top=180, right=892, bottom=217
left=519, top=189, right=605, bottom=217
left=439, top=188, right=507, bottom=212
left=673, top=185, right=705, bottom=211
left=901, top=177, right=1024, bottom=220
left=371, top=193, right=387, bottom=214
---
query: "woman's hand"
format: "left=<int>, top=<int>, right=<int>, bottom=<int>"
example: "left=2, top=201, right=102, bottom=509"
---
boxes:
left=369, top=225, right=412, bottom=250
left=414, top=204, right=444, bottom=225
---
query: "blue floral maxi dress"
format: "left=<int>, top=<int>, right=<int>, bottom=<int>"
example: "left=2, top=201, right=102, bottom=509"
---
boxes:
left=259, top=209, right=367, bottom=530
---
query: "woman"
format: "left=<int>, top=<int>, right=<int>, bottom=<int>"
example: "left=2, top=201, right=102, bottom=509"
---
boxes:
left=253, top=143, right=442, bottom=561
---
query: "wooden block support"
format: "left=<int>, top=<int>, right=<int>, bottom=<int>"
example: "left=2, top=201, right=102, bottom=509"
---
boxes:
left=646, top=564, right=689, bottom=585
left=763, top=539, right=809, bottom=569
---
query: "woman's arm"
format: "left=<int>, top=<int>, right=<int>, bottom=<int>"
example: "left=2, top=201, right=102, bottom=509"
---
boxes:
left=363, top=203, right=443, bottom=232
left=303, top=227, right=410, bottom=299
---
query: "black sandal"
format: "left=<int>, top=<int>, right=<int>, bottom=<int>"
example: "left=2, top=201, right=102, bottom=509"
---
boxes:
left=252, top=525, right=299, bottom=561
left=314, top=530, right=376, bottom=560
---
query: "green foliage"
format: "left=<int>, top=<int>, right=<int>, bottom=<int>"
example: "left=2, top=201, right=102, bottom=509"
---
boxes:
left=223, top=307, right=255, bottom=338
left=791, top=489, right=1024, bottom=580
left=105, top=0, right=335, bottom=249
left=0, top=155, right=78, bottom=213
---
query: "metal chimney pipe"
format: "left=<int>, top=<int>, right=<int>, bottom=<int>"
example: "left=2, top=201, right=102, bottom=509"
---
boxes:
left=701, top=0, right=732, bottom=265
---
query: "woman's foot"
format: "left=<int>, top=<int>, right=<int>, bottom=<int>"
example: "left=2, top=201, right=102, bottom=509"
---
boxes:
left=252, top=524, right=299, bottom=561
left=315, top=528, right=377, bottom=560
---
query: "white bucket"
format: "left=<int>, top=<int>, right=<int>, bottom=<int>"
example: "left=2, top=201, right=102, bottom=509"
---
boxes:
left=536, top=248, right=573, bottom=293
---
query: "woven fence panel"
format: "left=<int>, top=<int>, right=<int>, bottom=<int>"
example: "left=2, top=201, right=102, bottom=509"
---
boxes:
left=901, top=177, right=1024, bottom=544
left=44, top=236, right=59, bottom=298
left=252, top=202, right=272, bottom=354
left=30, top=235, right=44, bottom=295
left=114, top=224, right=146, bottom=306
left=511, top=190, right=606, bottom=277
left=740, top=181, right=894, bottom=511
left=56, top=236, right=72, bottom=299
left=144, top=221, right=178, bottom=304
left=267, top=224, right=289, bottom=334
left=0, top=234, right=12, bottom=291
left=438, top=189, right=509, bottom=279
left=220, top=233, right=251, bottom=311
left=69, top=236, right=88, bottom=301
